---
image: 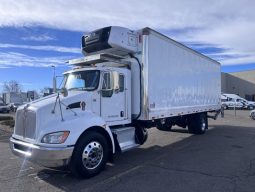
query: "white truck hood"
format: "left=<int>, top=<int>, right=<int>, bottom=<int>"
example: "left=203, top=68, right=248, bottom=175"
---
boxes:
left=29, top=91, right=91, bottom=109
left=13, top=91, right=95, bottom=143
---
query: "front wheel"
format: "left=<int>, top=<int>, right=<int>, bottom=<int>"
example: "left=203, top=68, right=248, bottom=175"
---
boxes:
left=69, top=131, right=109, bottom=178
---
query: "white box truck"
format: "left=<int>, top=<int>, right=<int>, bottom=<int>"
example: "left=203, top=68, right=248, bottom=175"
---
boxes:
left=10, top=26, right=221, bottom=178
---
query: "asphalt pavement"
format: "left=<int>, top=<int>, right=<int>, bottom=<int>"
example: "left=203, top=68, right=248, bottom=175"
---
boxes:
left=0, top=110, right=255, bottom=192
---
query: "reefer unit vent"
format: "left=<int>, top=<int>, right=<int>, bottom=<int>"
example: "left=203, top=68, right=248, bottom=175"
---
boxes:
left=82, top=26, right=138, bottom=56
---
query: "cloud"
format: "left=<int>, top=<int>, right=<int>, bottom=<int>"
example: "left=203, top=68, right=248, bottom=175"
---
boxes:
left=21, top=34, right=55, bottom=42
left=0, top=52, right=73, bottom=67
left=0, top=43, right=80, bottom=54
left=0, top=0, right=254, bottom=31
left=21, top=82, right=33, bottom=86
left=0, top=66, right=10, bottom=69
left=0, top=0, right=255, bottom=66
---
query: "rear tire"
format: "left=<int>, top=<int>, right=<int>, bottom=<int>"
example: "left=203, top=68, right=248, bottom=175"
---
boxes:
left=69, top=131, right=109, bottom=178
left=188, top=113, right=208, bottom=134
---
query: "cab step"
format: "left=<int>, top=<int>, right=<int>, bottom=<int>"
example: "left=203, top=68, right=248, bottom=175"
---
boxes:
left=111, top=127, right=139, bottom=152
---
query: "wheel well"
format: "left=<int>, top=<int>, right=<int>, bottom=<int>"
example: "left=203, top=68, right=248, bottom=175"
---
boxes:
left=75, top=126, right=113, bottom=159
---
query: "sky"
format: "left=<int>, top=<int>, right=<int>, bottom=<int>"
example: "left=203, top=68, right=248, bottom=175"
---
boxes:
left=0, top=0, right=255, bottom=92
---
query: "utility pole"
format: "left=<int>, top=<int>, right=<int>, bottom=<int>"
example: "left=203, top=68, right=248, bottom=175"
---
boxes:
left=51, top=65, right=56, bottom=93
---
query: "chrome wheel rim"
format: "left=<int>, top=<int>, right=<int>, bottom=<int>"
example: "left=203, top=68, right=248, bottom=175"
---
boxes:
left=82, top=141, right=103, bottom=170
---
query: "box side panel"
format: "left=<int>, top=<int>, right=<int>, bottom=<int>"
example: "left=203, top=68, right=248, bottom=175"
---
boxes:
left=143, top=32, right=221, bottom=120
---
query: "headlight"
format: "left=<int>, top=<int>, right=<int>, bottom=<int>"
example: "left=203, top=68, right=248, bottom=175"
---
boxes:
left=41, top=131, right=70, bottom=144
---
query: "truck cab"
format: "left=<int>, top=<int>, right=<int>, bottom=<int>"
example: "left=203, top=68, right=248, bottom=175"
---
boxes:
left=10, top=26, right=142, bottom=178
left=10, top=59, right=138, bottom=178
left=63, top=65, right=131, bottom=125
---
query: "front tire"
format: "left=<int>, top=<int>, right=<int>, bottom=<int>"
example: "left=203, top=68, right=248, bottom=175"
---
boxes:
left=188, top=113, right=208, bottom=134
left=70, top=131, right=109, bottom=178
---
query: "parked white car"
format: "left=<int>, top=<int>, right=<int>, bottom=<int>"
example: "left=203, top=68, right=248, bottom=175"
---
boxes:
left=0, top=103, right=10, bottom=113
left=221, top=95, right=244, bottom=110
left=221, top=94, right=255, bottom=110
left=8, top=103, right=23, bottom=112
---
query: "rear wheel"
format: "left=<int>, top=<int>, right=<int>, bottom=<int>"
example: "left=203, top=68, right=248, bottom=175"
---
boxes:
left=70, top=131, right=109, bottom=178
left=188, top=113, right=208, bottom=134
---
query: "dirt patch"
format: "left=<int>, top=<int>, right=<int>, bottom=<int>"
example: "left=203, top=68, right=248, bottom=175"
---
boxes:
left=1, top=120, right=15, bottom=128
left=0, top=116, right=14, bottom=133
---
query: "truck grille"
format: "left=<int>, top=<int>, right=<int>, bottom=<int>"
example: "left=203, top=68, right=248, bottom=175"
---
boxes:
left=15, top=110, right=36, bottom=139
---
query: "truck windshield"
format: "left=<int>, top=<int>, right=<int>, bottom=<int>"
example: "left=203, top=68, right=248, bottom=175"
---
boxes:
left=64, top=70, right=100, bottom=91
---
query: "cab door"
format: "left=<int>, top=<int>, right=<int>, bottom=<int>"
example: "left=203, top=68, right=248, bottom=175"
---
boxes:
left=100, top=71, right=126, bottom=122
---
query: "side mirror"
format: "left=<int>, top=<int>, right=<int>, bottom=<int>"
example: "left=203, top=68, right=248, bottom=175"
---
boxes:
left=61, top=88, right=68, bottom=97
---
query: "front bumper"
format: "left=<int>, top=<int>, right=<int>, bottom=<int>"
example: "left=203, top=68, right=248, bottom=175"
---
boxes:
left=10, top=137, right=74, bottom=167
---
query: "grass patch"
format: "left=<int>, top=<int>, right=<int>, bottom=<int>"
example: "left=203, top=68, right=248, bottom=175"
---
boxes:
left=0, top=116, right=13, bottom=121
left=1, top=120, right=15, bottom=128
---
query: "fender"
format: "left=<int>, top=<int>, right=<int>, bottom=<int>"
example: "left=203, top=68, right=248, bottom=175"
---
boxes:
left=37, top=111, right=115, bottom=154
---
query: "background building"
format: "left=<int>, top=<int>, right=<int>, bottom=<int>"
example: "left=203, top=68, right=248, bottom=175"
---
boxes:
left=2, top=92, right=27, bottom=104
left=2, top=91, right=39, bottom=104
left=221, top=70, right=255, bottom=101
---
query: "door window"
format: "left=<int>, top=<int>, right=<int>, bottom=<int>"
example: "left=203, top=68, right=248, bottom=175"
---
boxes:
left=102, top=72, right=113, bottom=97
left=119, top=74, right=124, bottom=92
left=101, top=71, right=125, bottom=97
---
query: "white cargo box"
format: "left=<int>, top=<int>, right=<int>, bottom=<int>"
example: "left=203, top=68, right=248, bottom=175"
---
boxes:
left=137, top=28, right=221, bottom=120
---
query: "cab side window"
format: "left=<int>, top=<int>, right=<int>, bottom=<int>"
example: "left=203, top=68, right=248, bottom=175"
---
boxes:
left=119, top=74, right=124, bottom=92
left=101, top=72, right=125, bottom=97
left=102, top=72, right=113, bottom=97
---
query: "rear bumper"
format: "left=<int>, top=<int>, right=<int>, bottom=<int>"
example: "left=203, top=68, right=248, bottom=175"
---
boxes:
left=10, top=137, right=74, bottom=167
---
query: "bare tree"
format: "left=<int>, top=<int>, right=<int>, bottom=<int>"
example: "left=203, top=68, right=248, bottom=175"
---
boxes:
left=3, top=80, right=23, bottom=93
